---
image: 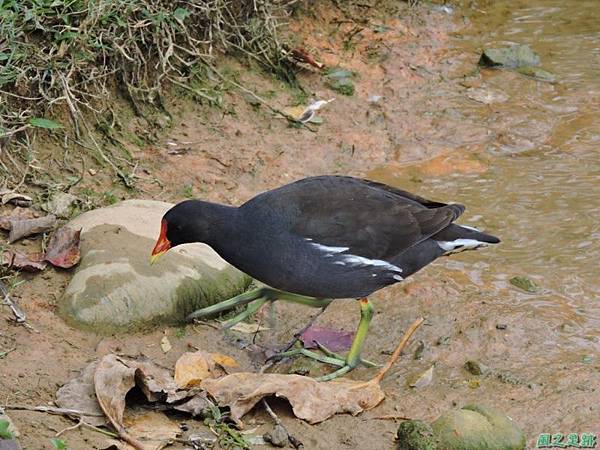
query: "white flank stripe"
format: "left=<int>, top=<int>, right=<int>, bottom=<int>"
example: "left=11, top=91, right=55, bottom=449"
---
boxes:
left=341, top=254, right=403, bottom=273
left=310, top=242, right=349, bottom=255
left=309, top=240, right=403, bottom=274
left=437, top=238, right=486, bottom=253
left=460, top=225, right=481, bottom=232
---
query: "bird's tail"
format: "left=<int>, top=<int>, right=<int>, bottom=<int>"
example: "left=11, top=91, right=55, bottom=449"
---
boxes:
left=431, top=224, right=500, bottom=254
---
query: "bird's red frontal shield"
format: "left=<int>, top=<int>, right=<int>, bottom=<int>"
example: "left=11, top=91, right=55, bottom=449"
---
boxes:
left=150, top=219, right=171, bottom=264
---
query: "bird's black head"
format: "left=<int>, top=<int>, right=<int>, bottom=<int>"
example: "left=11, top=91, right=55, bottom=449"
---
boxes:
left=150, top=200, right=213, bottom=263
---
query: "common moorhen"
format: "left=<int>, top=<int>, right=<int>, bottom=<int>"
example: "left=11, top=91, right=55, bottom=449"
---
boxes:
left=151, top=175, right=499, bottom=380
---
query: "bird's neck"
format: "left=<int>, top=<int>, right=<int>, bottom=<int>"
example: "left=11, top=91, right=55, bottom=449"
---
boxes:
left=199, top=201, right=239, bottom=248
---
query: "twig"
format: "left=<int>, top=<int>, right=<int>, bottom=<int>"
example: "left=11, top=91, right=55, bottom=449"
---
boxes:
left=3, top=405, right=105, bottom=418
left=56, top=418, right=118, bottom=439
left=0, top=280, right=36, bottom=332
left=372, top=317, right=425, bottom=383
left=261, top=399, right=303, bottom=449
left=366, top=414, right=413, bottom=421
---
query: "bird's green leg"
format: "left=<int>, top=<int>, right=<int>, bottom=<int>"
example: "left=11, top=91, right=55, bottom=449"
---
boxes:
left=275, top=298, right=376, bottom=380
left=187, top=287, right=331, bottom=328
left=316, top=298, right=375, bottom=382
left=314, top=341, right=379, bottom=368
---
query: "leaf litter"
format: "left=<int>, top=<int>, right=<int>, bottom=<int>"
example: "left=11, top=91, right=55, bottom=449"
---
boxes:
left=300, top=325, right=354, bottom=352
left=44, top=227, right=81, bottom=268
left=56, top=318, right=424, bottom=448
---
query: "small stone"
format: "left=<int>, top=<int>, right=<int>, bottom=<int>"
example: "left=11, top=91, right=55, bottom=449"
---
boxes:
left=413, top=340, right=426, bottom=360
left=264, top=424, right=289, bottom=447
left=496, top=323, right=508, bottom=330
left=496, top=370, right=525, bottom=385
left=396, top=419, right=439, bottom=450
left=464, top=360, right=490, bottom=376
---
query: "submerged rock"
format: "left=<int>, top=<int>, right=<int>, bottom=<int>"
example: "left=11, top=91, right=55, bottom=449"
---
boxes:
left=509, top=276, right=538, bottom=293
left=515, top=66, right=557, bottom=83
left=432, top=404, right=525, bottom=450
left=479, top=44, right=540, bottom=68
left=59, top=200, right=250, bottom=333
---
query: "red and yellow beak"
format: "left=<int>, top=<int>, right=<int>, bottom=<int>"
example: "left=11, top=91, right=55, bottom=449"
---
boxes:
left=150, top=219, right=171, bottom=265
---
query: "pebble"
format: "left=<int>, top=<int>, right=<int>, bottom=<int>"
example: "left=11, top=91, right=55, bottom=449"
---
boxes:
left=264, top=424, right=289, bottom=447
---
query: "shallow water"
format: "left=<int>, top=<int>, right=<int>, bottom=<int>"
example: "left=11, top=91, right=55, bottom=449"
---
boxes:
left=371, top=1, right=600, bottom=359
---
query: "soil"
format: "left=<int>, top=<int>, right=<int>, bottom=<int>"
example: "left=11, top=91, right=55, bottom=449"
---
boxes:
left=2, top=1, right=600, bottom=449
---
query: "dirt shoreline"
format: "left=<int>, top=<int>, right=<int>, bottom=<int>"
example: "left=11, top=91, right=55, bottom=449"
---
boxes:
left=0, top=4, right=509, bottom=449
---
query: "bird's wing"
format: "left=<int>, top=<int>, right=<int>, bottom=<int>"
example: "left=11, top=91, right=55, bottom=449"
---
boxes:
left=245, top=176, right=464, bottom=260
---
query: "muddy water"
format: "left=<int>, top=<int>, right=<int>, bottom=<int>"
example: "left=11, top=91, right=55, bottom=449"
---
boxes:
left=368, top=0, right=600, bottom=434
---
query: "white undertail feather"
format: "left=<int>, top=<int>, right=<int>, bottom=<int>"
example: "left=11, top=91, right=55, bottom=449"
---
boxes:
left=437, top=238, right=487, bottom=254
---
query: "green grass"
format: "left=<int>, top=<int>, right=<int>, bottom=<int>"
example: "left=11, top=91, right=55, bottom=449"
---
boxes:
left=0, top=0, right=300, bottom=185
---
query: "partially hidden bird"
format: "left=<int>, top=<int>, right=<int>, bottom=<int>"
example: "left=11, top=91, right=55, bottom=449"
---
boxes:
left=151, top=175, right=500, bottom=381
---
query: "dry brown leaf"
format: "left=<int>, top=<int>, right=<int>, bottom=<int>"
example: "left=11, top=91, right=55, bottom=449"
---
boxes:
left=2, top=250, right=47, bottom=272
left=160, top=335, right=171, bottom=353
left=107, top=411, right=180, bottom=450
left=0, top=207, right=35, bottom=231
left=173, top=392, right=211, bottom=417
left=8, top=214, right=56, bottom=243
left=0, top=190, right=32, bottom=206
left=44, top=226, right=81, bottom=268
left=55, top=360, right=107, bottom=426
left=174, top=351, right=237, bottom=389
left=409, top=365, right=434, bottom=389
left=94, top=354, right=145, bottom=450
left=202, top=373, right=384, bottom=425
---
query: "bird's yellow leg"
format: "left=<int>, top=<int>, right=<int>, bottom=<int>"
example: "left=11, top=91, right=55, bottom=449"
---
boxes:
left=316, top=298, right=375, bottom=381
left=276, top=298, right=377, bottom=381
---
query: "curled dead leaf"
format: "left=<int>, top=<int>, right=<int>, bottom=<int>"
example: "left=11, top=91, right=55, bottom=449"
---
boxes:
left=0, top=207, right=35, bottom=231
left=0, top=190, right=32, bottom=207
left=107, top=411, right=180, bottom=450
left=55, top=360, right=106, bottom=426
left=300, top=326, right=354, bottom=352
left=409, top=365, right=434, bottom=389
left=44, top=226, right=81, bottom=268
left=2, top=250, right=47, bottom=272
left=202, top=372, right=384, bottom=425
left=174, top=350, right=238, bottom=389
left=8, top=214, right=56, bottom=243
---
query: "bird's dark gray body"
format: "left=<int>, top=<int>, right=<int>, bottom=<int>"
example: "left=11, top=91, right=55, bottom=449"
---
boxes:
left=170, top=176, right=499, bottom=299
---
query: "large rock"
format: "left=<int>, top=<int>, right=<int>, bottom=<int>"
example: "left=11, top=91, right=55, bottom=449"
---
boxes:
left=59, top=200, right=250, bottom=333
left=432, top=404, right=525, bottom=450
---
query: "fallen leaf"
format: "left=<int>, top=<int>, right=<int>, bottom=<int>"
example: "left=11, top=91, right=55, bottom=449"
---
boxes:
left=129, top=356, right=181, bottom=404
left=2, top=250, right=47, bottom=272
left=8, top=214, right=56, bottom=243
left=174, top=351, right=237, bottom=389
left=107, top=411, right=180, bottom=450
left=160, top=335, right=171, bottom=353
left=229, top=322, right=270, bottom=334
left=173, top=392, right=211, bottom=417
left=289, top=48, right=324, bottom=69
left=300, top=326, right=354, bottom=352
left=44, top=227, right=81, bottom=268
left=94, top=354, right=145, bottom=450
left=43, top=192, right=79, bottom=218
left=0, top=207, right=35, bottom=231
left=409, top=365, right=434, bottom=388
left=0, top=190, right=32, bottom=207
left=201, top=372, right=384, bottom=426
left=55, top=360, right=107, bottom=426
